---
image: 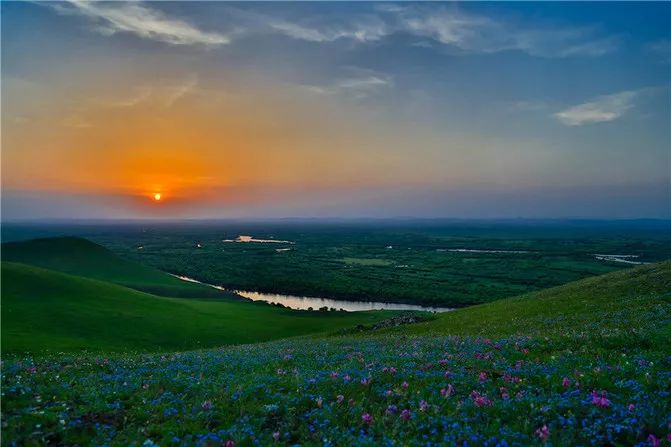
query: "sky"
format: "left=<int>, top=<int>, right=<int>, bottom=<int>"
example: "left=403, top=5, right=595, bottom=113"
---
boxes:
left=2, top=1, right=670, bottom=220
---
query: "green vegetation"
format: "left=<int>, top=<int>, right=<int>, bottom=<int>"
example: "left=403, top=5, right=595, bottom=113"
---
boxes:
left=48, top=220, right=668, bottom=307
left=3, top=262, right=670, bottom=446
left=1, top=261, right=398, bottom=353
left=397, top=260, right=671, bottom=340
left=340, top=257, right=394, bottom=266
left=1, top=236, right=239, bottom=299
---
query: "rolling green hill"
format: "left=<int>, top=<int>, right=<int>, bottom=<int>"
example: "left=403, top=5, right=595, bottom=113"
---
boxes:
left=1, top=237, right=239, bottom=299
left=391, top=260, right=671, bottom=341
left=1, top=262, right=397, bottom=353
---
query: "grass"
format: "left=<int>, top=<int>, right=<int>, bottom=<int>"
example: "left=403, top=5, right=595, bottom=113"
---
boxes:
left=394, top=260, right=671, bottom=340
left=1, top=262, right=398, bottom=353
left=341, top=257, right=394, bottom=266
left=3, top=262, right=670, bottom=446
left=1, top=237, right=239, bottom=299
left=54, top=220, right=671, bottom=307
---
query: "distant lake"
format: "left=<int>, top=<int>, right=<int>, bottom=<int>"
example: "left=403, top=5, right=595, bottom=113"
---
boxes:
left=171, top=274, right=453, bottom=313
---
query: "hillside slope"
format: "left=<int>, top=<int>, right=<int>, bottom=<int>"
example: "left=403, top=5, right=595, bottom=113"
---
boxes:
left=1, top=236, right=239, bottom=299
left=1, top=262, right=397, bottom=353
left=394, top=260, right=671, bottom=340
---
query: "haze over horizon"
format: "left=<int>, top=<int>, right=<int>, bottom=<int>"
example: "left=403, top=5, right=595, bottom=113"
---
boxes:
left=2, top=1, right=670, bottom=219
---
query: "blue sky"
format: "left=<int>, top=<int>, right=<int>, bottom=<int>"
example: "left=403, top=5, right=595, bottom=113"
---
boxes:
left=2, top=1, right=670, bottom=219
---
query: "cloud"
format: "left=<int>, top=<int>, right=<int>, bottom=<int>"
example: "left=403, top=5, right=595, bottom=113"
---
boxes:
left=302, top=69, right=392, bottom=97
left=389, top=6, right=618, bottom=58
left=49, top=1, right=230, bottom=46
left=270, top=18, right=387, bottom=43
left=645, top=39, right=671, bottom=64
left=102, top=86, right=153, bottom=108
left=554, top=90, right=639, bottom=126
left=164, top=74, right=199, bottom=107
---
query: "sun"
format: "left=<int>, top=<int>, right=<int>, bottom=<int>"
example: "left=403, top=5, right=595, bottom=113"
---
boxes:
left=153, top=193, right=162, bottom=201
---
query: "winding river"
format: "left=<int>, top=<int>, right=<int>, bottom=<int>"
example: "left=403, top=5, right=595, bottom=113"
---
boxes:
left=171, top=274, right=453, bottom=312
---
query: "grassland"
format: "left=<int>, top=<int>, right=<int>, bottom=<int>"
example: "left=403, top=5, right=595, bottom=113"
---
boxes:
left=3, top=262, right=670, bottom=446
left=16, top=220, right=667, bottom=307
left=1, top=236, right=239, bottom=299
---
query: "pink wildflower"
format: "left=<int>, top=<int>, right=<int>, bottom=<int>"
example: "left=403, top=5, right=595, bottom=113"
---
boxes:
left=590, top=390, right=611, bottom=408
left=562, top=377, right=571, bottom=388
left=648, top=434, right=661, bottom=447
left=478, top=372, right=488, bottom=382
left=628, top=403, right=635, bottom=412
left=419, top=400, right=429, bottom=412
left=400, top=409, right=411, bottom=421
left=361, top=413, right=373, bottom=425
left=224, top=441, right=235, bottom=447
left=440, top=384, right=454, bottom=398
left=401, top=381, right=409, bottom=389
left=470, top=390, right=492, bottom=407
left=535, top=425, right=550, bottom=441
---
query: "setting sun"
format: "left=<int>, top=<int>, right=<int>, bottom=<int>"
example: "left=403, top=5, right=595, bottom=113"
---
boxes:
left=153, top=193, right=162, bottom=201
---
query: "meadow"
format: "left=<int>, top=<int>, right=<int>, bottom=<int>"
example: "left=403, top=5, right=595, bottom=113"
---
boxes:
left=1, top=238, right=398, bottom=353
left=6, top=220, right=670, bottom=307
left=3, top=262, right=670, bottom=446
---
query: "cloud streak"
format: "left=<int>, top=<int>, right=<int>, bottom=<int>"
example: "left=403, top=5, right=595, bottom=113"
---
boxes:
left=554, top=90, right=639, bottom=126
left=50, top=1, right=230, bottom=46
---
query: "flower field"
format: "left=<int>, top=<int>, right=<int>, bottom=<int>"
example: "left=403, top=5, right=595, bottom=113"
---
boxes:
left=3, top=333, right=670, bottom=446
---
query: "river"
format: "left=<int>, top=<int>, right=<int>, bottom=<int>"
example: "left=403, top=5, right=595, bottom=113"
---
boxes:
left=170, top=274, right=453, bottom=312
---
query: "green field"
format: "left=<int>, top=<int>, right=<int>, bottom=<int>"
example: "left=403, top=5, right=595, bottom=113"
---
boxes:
left=3, top=260, right=670, bottom=446
left=0, top=237, right=400, bottom=353
left=27, top=220, right=667, bottom=307
left=2, top=237, right=240, bottom=300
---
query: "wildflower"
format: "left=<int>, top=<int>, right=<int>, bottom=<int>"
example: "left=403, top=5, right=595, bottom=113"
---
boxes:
left=478, top=372, right=488, bottom=382
left=440, top=384, right=454, bottom=398
left=330, top=371, right=339, bottom=379
left=336, top=394, right=344, bottom=404
left=400, top=409, right=412, bottom=421
left=535, top=424, right=550, bottom=441
left=343, top=375, right=351, bottom=382
left=470, top=390, right=492, bottom=407
left=401, top=381, right=409, bottom=389
left=562, top=377, right=571, bottom=388
left=361, top=413, right=373, bottom=425
left=315, top=396, right=323, bottom=407
left=500, top=387, right=509, bottom=400
left=201, top=400, right=213, bottom=410
left=590, top=390, right=611, bottom=408
left=419, top=400, right=429, bottom=412
left=386, top=404, right=398, bottom=414
left=224, top=441, right=235, bottom=447
left=628, top=403, right=635, bottom=412
left=272, top=432, right=280, bottom=441
left=360, top=377, right=371, bottom=386
left=647, top=434, right=660, bottom=447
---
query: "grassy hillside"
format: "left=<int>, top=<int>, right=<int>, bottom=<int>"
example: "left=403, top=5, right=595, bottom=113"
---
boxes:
left=1, top=262, right=398, bottom=353
left=391, top=260, right=671, bottom=341
left=1, top=237, right=239, bottom=299
left=3, top=262, right=670, bottom=446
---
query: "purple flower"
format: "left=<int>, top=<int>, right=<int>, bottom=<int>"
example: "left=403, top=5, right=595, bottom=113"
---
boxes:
left=400, top=409, right=411, bottom=421
left=590, top=390, right=611, bottom=408
left=401, top=381, right=409, bottom=389
left=336, top=394, right=344, bottom=404
left=419, top=400, right=428, bottom=412
left=272, top=432, right=280, bottom=442
left=201, top=400, right=213, bottom=411
left=470, top=391, right=492, bottom=407
left=535, top=424, right=550, bottom=441
left=386, top=404, right=398, bottom=414
left=440, top=384, right=454, bottom=398
left=361, top=413, right=373, bottom=425
left=562, top=377, right=571, bottom=388
left=478, top=372, right=488, bottom=382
